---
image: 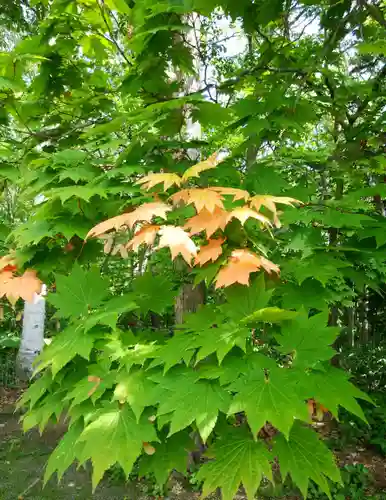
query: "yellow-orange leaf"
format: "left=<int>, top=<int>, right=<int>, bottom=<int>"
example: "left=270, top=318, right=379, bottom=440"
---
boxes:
left=259, top=255, right=280, bottom=275
left=210, top=187, right=250, bottom=202
left=184, top=207, right=228, bottom=238
left=226, top=206, right=272, bottom=227
left=170, top=188, right=190, bottom=205
left=143, top=442, right=156, bottom=455
left=181, top=152, right=219, bottom=181
left=136, top=172, right=181, bottom=191
left=86, top=202, right=171, bottom=238
left=215, top=249, right=279, bottom=288
left=171, top=188, right=224, bottom=213
left=195, top=238, right=225, bottom=266
left=87, top=375, right=101, bottom=397
left=157, top=226, right=197, bottom=264
left=127, top=225, right=160, bottom=251
left=0, top=255, right=16, bottom=272
left=0, top=269, right=42, bottom=304
left=249, top=195, right=302, bottom=227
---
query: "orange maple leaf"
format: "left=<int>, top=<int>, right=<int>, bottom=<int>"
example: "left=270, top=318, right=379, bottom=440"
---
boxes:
left=195, top=238, right=225, bottom=266
left=215, top=249, right=279, bottom=288
left=0, top=255, right=17, bottom=272
left=136, top=172, right=181, bottom=191
left=226, top=206, right=272, bottom=227
left=171, top=188, right=224, bottom=213
left=249, top=195, right=302, bottom=227
left=184, top=207, right=228, bottom=238
left=181, top=152, right=219, bottom=181
left=0, top=269, right=42, bottom=304
left=86, top=202, right=171, bottom=238
left=157, top=226, right=197, bottom=264
left=210, top=187, right=250, bottom=202
left=127, top=225, right=160, bottom=251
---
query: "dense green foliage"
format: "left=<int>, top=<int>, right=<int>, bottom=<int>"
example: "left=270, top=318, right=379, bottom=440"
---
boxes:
left=0, top=0, right=385, bottom=498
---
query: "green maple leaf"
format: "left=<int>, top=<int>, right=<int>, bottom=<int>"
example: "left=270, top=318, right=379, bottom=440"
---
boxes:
left=48, top=184, right=108, bottom=202
left=149, top=332, right=197, bottom=373
left=83, top=297, right=138, bottom=331
left=115, top=343, right=159, bottom=369
left=358, top=226, right=386, bottom=248
left=23, top=392, right=66, bottom=433
left=290, top=254, right=350, bottom=286
left=132, top=273, right=176, bottom=314
left=113, top=368, right=159, bottom=420
left=242, top=307, right=298, bottom=324
left=54, top=217, right=92, bottom=240
left=58, top=163, right=97, bottom=183
left=17, top=371, right=52, bottom=410
left=197, top=353, right=277, bottom=386
left=52, top=149, right=87, bottom=167
left=300, top=366, right=372, bottom=421
left=44, top=420, right=85, bottom=483
left=78, top=403, right=159, bottom=487
left=276, top=311, right=340, bottom=367
left=281, top=279, right=334, bottom=310
left=37, top=325, right=101, bottom=376
left=49, top=264, right=109, bottom=318
left=193, top=323, right=250, bottom=363
left=197, top=426, right=272, bottom=500
left=228, top=365, right=309, bottom=437
left=181, top=304, right=223, bottom=330
left=224, top=273, right=273, bottom=321
left=273, top=421, right=341, bottom=498
left=321, top=209, right=373, bottom=229
left=198, top=353, right=278, bottom=386
left=12, top=220, right=55, bottom=245
left=65, top=371, right=116, bottom=408
left=151, top=367, right=231, bottom=442
left=138, top=431, right=194, bottom=486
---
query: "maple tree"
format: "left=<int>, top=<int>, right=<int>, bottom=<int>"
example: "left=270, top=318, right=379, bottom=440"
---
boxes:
left=0, top=0, right=385, bottom=498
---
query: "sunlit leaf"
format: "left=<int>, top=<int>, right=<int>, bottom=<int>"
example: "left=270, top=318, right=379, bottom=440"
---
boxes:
left=157, top=226, right=197, bottom=264
left=181, top=152, right=219, bottom=181
left=86, top=203, right=171, bottom=238
left=136, top=173, right=182, bottom=191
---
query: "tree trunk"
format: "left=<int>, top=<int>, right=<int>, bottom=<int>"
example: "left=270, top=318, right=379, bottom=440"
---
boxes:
left=16, top=292, right=45, bottom=381
left=175, top=282, right=205, bottom=324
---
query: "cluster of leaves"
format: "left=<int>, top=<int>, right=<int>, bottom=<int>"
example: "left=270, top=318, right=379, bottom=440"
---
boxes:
left=86, top=159, right=297, bottom=288
left=17, top=262, right=372, bottom=499
left=0, top=0, right=385, bottom=498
